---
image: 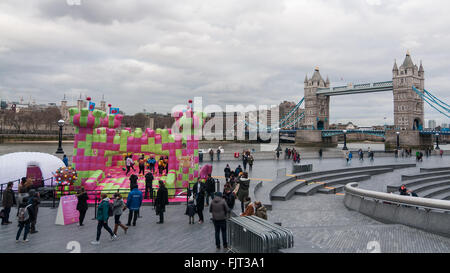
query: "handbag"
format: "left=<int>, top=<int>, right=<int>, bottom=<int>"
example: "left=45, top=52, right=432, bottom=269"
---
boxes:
left=0, top=209, right=5, bottom=219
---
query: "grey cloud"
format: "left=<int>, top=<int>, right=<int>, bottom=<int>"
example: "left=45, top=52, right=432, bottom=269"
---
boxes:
left=0, top=0, right=449, bottom=126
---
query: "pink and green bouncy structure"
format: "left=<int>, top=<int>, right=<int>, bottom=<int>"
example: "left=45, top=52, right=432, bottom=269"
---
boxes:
left=65, top=101, right=209, bottom=200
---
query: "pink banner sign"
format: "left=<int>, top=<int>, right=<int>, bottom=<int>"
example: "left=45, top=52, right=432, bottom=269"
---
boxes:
left=55, top=195, right=79, bottom=226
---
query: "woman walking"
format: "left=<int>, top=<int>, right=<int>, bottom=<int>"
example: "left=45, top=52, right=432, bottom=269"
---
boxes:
left=76, top=187, right=88, bottom=226
left=91, top=194, right=117, bottom=245
left=155, top=181, right=169, bottom=224
left=112, top=193, right=128, bottom=235
left=234, top=172, right=250, bottom=214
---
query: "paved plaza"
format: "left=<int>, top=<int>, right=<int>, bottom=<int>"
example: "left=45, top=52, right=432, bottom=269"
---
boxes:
left=1, top=152, right=450, bottom=253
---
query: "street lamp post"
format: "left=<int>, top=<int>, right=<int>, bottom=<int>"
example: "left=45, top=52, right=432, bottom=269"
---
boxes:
left=396, top=131, right=400, bottom=150
left=56, top=119, right=65, bottom=154
left=435, top=133, right=440, bottom=150
left=342, top=130, right=348, bottom=150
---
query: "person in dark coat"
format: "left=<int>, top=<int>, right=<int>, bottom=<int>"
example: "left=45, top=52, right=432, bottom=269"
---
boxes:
left=235, top=172, right=250, bottom=213
left=155, top=181, right=169, bottom=224
left=224, top=165, right=232, bottom=182
left=1, top=182, right=16, bottom=225
left=235, top=165, right=243, bottom=177
left=27, top=189, right=40, bottom=234
left=185, top=197, right=196, bottom=224
left=76, top=187, right=89, bottom=226
left=192, top=178, right=206, bottom=224
left=16, top=197, right=34, bottom=242
left=223, top=187, right=235, bottom=218
left=210, top=192, right=230, bottom=250
left=145, top=172, right=154, bottom=200
left=205, top=174, right=216, bottom=206
left=129, top=174, right=138, bottom=190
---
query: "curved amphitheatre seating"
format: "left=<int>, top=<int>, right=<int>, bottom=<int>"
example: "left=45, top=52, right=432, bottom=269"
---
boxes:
left=386, top=169, right=450, bottom=201
left=255, top=163, right=416, bottom=211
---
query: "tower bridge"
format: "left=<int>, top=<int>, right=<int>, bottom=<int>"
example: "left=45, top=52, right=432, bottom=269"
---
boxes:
left=296, top=51, right=434, bottom=149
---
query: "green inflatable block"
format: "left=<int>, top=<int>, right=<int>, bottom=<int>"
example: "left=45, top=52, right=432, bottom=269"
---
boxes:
left=134, top=128, right=143, bottom=138
left=166, top=172, right=176, bottom=197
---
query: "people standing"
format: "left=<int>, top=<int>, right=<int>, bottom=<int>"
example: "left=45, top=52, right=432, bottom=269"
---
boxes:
left=345, top=151, right=350, bottom=165
left=62, top=154, right=69, bottom=167
left=145, top=171, right=154, bottom=200
left=224, top=164, right=232, bottom=183
left=319, top=149, right=323, bottom=160
left=185, top=196, right=196, bottom=224
left=216, top=148, right=221, bottom=161
left=192, top=178, right=206, bottom=224
left=155, top=180, right=169, bottom=224
left=147, top=157, right=156, bottom=174
left=28, top=190, right=40, bottom=234
left=248, top=155, right=254, bottom=170
left=205, top=174, right=216, bottom=207
left=440, top=149, right=444, bottom=158
left=91, top=193, right=117, bottom=245
left=126, top=185, right=142, bottom=226
left=125, top=156, right=134, bottom=175
left=76, top=187, right=88, bottom=226
left=138, top=154, right=146, bottom=176
left=129, top=174, right=138, bottom=191
left=254, top=201, right=267, bottom=220
left=16, top=197, right=34, bottom=243
left=1, top=182, right=15, bottom=225
left=235, top=165, right=243, bottom=177
left=348, top=152, right=352, bottom=164
left=223, top=187, right=235, bottom=218
left=235, top=172, right=250, bottom=214
left=242, top=153, right=248, bottom=171
left=210, top=192, right=229, bottom=250
left=209, top=149, right=214, bottom=162
left=112, top=193, right=128, bottom=235
left=240, top=197, right=255, bottom=216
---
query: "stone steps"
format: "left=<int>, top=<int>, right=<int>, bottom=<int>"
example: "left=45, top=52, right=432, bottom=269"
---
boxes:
left=402, top=170, right=450, bottom=181
left=420, top=185, right=450, bottom=199
left=409, top=180, right=450, bottom=194
left=387, top=174, right=450, bottom=193
left=317, top=185, right=345, bottom=194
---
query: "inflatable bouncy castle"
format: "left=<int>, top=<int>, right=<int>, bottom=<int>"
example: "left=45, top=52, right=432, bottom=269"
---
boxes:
left=67, top=100, right=209, bottom=200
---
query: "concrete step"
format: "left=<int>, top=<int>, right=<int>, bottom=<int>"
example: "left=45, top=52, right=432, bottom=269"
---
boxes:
left=402, top=170, right=450, bottom=181
left=420, top=185, right=450, bottom=199
left=308, top=168, right=393, bottom=183
left=320, top=175, right=371, bottom=187
left=430, top=191, right=450, bottom=201
left=409, top=180, right=450, bottom=194
left=295, top=183, right=325, bottom=196
left=420, top=167, right=450, bottom=173
left=271, top=180, right=308, bottom=201
left=317, top=185, right=345, bottom=194
left=387, top=175, right=450, bottom=193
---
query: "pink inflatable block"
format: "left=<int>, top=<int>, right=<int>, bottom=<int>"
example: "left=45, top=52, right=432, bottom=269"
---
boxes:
left=147, top=129, right=155, bottom=137
left=182, top=150, right=187, bottom=156
left=162, top=143, right=169, bottom=150
left=155, top=135, right=162, bottom=144
left=125, top=128, right=132, bottom=133
left=193, top=142, right=198, bottom=149
left=78, top=149, right=85, bottom=156
left=107, top=129, right=115, bottom=136
left=183, top=167, right=189, bottom=174
left=194, top=170, right=199, bottom=177
left=194, top=157, right=199, bottom=164
left=189, top=174, right=193, bottom=180
left=178, top=174, right=183, bottom=180
left=140, top=136, right=147, bottom=144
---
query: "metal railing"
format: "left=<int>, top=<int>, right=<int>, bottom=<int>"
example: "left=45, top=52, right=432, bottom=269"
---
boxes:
left=344, top=182, right=450, bottom=212
left=227, top=216, right=294, bottom=253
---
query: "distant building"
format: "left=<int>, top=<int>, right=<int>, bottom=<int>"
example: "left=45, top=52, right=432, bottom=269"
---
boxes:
left=428, top=120, right=437, bottom=129
left=441, top=123, right=449, bottom=129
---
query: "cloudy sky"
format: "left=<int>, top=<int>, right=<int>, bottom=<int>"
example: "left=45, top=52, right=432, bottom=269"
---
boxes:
left=0, top=0, right=450, bottom=126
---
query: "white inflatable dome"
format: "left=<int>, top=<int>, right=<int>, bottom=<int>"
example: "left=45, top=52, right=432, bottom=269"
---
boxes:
left=0, top=152, right=65, bottom=189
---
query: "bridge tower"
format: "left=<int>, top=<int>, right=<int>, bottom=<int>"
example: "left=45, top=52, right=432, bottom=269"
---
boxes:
left=392, top=51, right=425, bottom=131
left=304, top=67, right=330, bottom=130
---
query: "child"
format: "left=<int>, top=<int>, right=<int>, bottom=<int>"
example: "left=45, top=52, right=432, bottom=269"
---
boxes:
left=112, top=193, right=128, bottom=236
left=185, top=197, right=196, bottom=224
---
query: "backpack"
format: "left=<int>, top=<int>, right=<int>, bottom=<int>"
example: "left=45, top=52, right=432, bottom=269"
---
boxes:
left=108, top=202, right=114, bottom=217
left=18, top=205, right=31, bottom=222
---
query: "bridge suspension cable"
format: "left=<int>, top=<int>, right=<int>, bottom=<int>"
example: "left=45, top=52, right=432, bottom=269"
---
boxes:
left=412, top=86, right=450, bottom=118
left=279, top=97, right=304, bottom=127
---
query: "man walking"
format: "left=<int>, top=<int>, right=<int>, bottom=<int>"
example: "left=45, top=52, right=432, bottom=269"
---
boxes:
left=126, top=185, right=143, bottom=226
left=1, top=182, right=15, bottom=225
left=205, top=174, right=216, bottom=206
left=155, top=181, right=169, bottom=224
left=210, top=192, right=230, bottom=251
